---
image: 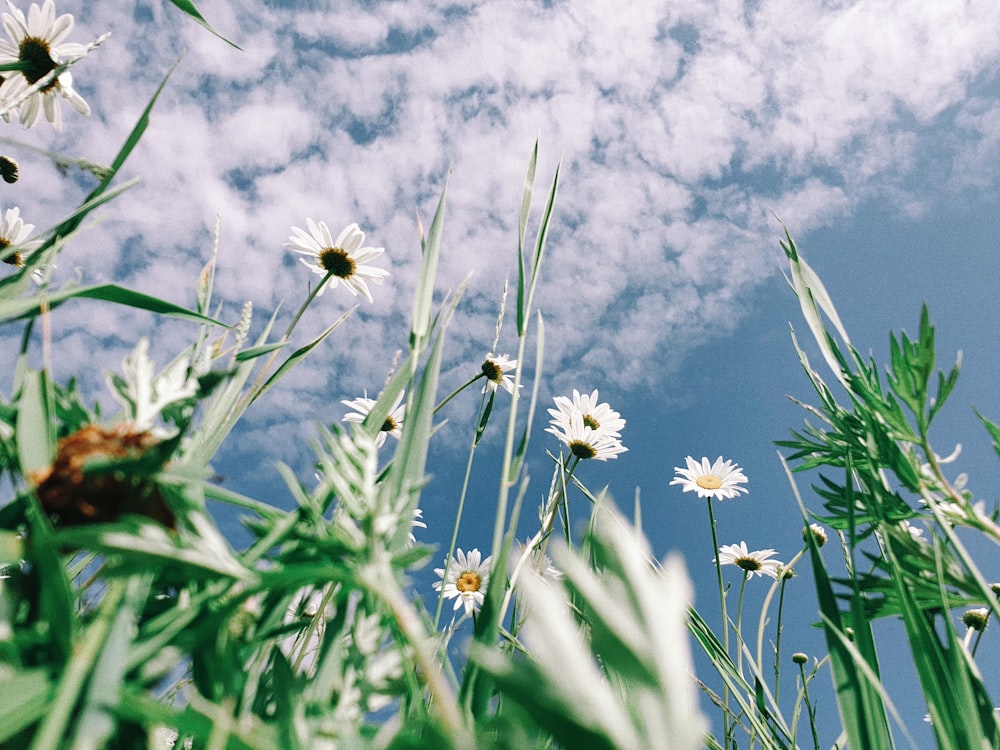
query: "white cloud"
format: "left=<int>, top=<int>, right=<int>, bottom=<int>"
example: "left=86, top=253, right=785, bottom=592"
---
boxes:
left=3, top=0, right=1000, bottom=471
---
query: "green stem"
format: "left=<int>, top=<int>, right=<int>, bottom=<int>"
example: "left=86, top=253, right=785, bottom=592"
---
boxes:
left=290, top=583, right=337, bottom=674
left=772, top=574, right=789, bottom=707
left=757, top=548, right=805, bottom=679
left=735, top=573, right=748, bottom=679
left=707, top=498, right=731, bottom=741
left=245, top=271, right=332, bottom=404
left=434, top=389, right=490, bottom=630
left=435, top=373, right=484, bottom=414
left=800, top=663, right=821, bottom=750
left=555, top=453, right=580, bottom=546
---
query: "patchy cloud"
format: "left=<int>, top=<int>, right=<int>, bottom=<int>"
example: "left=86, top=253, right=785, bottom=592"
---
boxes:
left=3, top=0, right=1000, bottom=468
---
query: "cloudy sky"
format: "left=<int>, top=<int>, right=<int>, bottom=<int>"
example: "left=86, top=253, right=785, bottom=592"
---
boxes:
left=4, top=0, right=1000, bottom=742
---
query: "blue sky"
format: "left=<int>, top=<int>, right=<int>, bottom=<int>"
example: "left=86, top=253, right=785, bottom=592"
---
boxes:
left=4, top=0, right=1000, bottom=744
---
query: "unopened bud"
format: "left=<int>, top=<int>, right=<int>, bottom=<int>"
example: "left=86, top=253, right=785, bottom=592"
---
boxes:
left=803, top=523, right=827, bottom=548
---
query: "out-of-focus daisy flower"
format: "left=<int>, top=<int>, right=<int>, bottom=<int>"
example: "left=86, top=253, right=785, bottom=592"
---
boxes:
left=341, top=390, right=405, bottom=448
left=546, top=410, right=627, bottom=461
left=547, top=388, right=625, bottom=438
left=408, top=507, right=426, bottom=544
left=481, top=353, right=518, bottom=394
left=0, top=0, right=91, bottom=130
left=514, top=541, right=562, bottom=581
left=717, top=542, right=783, bottom=579
left=285, top=220, right=388, bottom=302
left=0, top=206, right=43, bottom=280
left=433, top=547, right=492, bottom=618
left=670, top=456, right=749, bottom=500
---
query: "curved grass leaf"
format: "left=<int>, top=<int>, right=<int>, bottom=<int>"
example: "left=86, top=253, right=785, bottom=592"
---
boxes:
left=166, top=0, right=242, bottom=49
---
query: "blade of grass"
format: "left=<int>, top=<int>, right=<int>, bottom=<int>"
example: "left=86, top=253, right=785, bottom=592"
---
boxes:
left=411, top=175, right=449, bottom=349
left=780, top=454, right=893, bottom=750
left=166, top=0, right=241, bottom=48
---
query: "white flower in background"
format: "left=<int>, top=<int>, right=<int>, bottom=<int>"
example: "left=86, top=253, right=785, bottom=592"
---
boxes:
left=0, top=0, right=91, bottom=130
left=409, top=507, right=426, bottom=544
left=670, top=456, right=749, bottom=500
left=433, top=547, right=492, bottom=618
left=480, top=353, right=518, bottom=394
left=341, top=390, right=405, bottom=448
left=107, top=339, right=198, bottom=434
left=932, top=497, right=999, bottom=533
left=900, top=520, right=925, bottom=540
left=546, top=410, right=627, bottom=461
left=514, top=541, right=562, bottom=581
left=0, top=206, right=43, bottom=280
left=285, top=220, right=388, bottom=302
left=717, top=542, right=783, bottom=579
left=547, top=388, right=625, bottom=438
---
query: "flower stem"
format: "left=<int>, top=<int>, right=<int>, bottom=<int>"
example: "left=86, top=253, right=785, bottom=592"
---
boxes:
left=435, top=373, right=485, bottom=414
left=433, top=388, right=490, bottom=630
left=735, top=573, right=748, bottom=679
left=706, top=497, right=731, bottom=740
left=245, top=271, right=333, bottom=405
left=800, top=662, right=821, bottom=750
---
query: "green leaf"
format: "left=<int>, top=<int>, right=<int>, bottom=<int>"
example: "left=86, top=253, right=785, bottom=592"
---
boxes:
left=235, top=342, right=286, bottom=361
left=1, top=282, right=226, bottom=326
left=516, top=141, right=538, bottom=335
left=15, top=369, right=54, bottom=478
left=251, top=309, right=352, bottom=404
left=0, top=668, right=53, bottom=743
left=411, top=176, right=449, bottom=348
left=781, top=458, right=893, bottom=750
left=166, top=0, right=242, bottom=49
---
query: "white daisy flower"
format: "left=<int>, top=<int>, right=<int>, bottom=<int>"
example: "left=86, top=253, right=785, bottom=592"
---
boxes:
left=433, top=547, right=492, bottom=618
left=0, top=0, right=91, bottom=130
left=717, top=542, right=783, bottom=579
left=0, top=206, right=44, bottom=280
left=547, top=388, right=625, bottom=438
left=670, top=456, right=749, bottom=500
left=481, top=353, right=518, bottom=395
left=341, top=390, right=405, bottom=448
left=285, top=220, right=388, bottom=302
left=546, top=410, right=627, bottom=461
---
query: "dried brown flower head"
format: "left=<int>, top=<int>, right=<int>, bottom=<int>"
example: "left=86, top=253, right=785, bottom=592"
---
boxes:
left=30, top=423, right=174, bottom=528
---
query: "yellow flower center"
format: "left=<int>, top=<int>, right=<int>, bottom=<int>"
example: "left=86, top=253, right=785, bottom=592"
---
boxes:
left=456, top=571, right=481, bottom=593
left=696, top=475, right=722, bottom=490
left=381, top=416, right=397, bottom=433
left=736, top=557, right=762, bottom=572
left=318, top=246, right=355, bottom=278
left=19, top=37, right=58, bottom=89
left=569, top=440, right=597, bottom=460
left=583, top=414, right=600, bottom=430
